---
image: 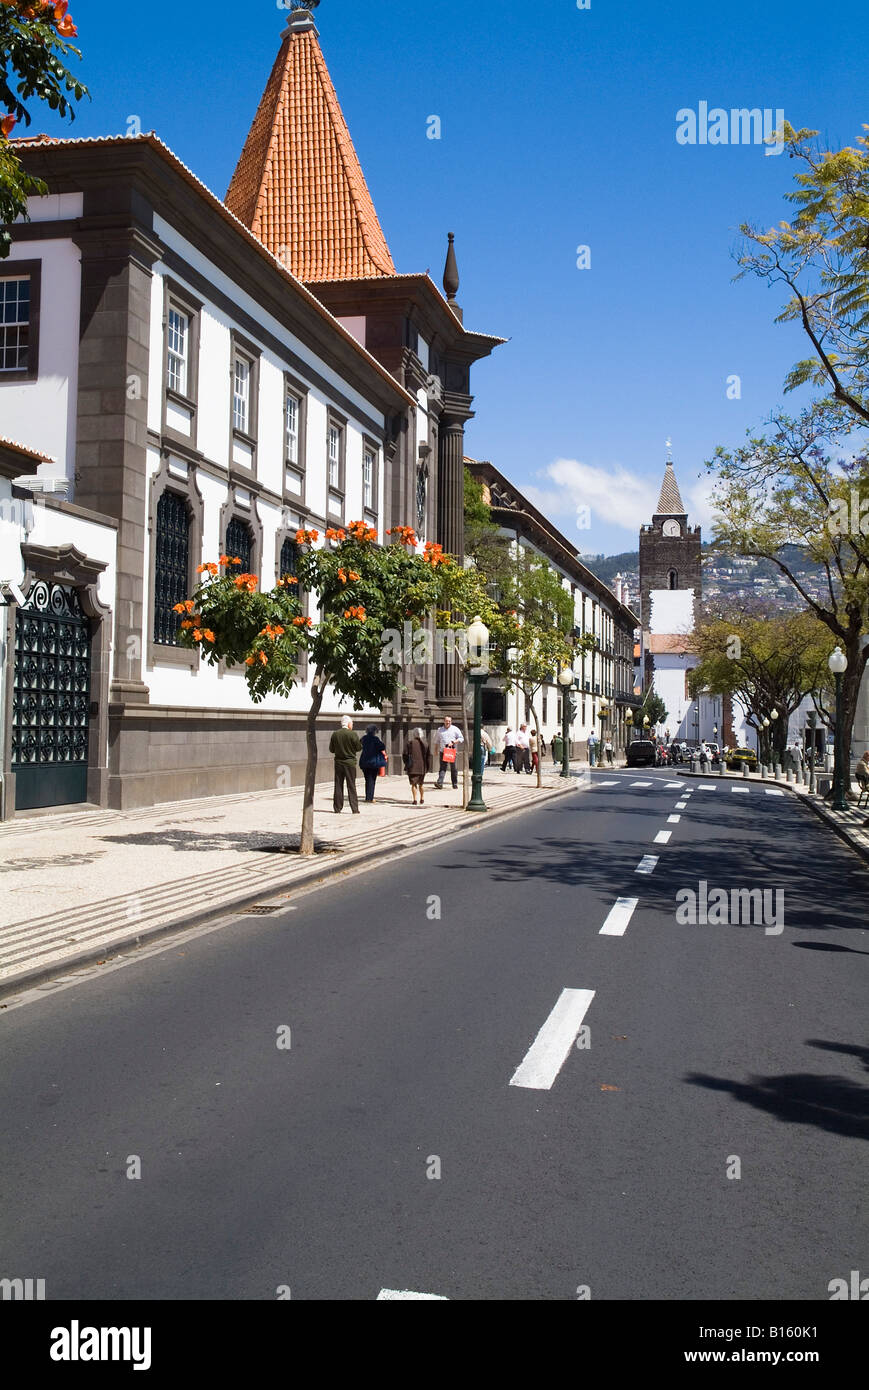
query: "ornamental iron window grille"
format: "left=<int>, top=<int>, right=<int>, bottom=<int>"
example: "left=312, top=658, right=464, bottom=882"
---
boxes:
left=416, top=461, right=428, bottom=536
left=154, top=491, right=190, bottom=645
left=226, top=517, right=253, bottom=574
left=279, top=538, right=300, bottom=584
left=11, top=581, right=92, bottom=810
left=0, top=276, right=30, bottom=372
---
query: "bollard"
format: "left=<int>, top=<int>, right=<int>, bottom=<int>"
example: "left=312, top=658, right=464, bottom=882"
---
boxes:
left=759, top=763, right=766, bottom=779
left=718, top=762, right=725, bottom=777
left=786, top=769, right=794, bottom=784
left=775, top=764, right=783, bottom=782
left=691, top=758, right=700, bottom=775
left=743, top=763, right=750, bottom=778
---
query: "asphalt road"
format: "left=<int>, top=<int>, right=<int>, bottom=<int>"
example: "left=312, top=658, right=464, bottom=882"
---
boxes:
left=1, top=769, right=866, bottom=1301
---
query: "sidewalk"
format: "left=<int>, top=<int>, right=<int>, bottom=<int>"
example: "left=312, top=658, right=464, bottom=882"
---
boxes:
left=0, top=764, right=581, bottom=997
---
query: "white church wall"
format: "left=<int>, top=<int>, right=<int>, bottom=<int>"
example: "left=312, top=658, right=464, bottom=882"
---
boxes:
left=649, top=588, right=695, bottom=635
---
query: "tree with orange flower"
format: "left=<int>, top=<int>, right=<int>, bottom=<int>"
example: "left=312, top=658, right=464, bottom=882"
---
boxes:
left=0, top=0, right=88, bottom=256
left=175, top=530, right=451, bottom=855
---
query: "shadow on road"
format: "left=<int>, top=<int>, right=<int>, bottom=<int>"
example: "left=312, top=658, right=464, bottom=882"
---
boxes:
left=684, top=1066, right=869, bottom=1141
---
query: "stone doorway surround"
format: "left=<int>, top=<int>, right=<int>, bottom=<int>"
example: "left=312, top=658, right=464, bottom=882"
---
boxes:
left=2, top=542, right=111, bottom=818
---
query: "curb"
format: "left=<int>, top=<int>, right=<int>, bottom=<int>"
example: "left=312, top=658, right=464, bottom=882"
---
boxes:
left=0, top=776, right=581, bottom=1002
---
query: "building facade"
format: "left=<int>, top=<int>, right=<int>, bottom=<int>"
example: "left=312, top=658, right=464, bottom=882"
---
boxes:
left=466, top=460, right=640, bottom=756
left=0, top=6, right=503, bottom=816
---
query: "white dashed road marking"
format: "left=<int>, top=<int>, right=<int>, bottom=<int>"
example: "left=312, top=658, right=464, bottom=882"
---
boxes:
left=636, top=856, right=659, bottom=875
left=631, top=781, right=653, bottom=788
left=600, top=897, right=639, bottom=935
left=698, top=784, right=718, bottom=791
left=595, top=781, right=620, bottom=787
left=510, top=988, right=596, bottom=1091
left=665, top=782, right=685, bottom=789
left=377, top=1290, right=448, bottom=1300
left=731, top=786, right=750, bottom=794
left=668, top=814, right=681, bottom=824
left=765, top=789, right=785, bottom=797
left=654, top=830, right=672, bottom=845
left=675, top=801, right=688, bottom=810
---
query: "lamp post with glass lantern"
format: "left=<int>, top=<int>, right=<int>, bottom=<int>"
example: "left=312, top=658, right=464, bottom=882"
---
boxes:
left=558, top=666, right=575, bottom=779
left=626, top=708, right=634, bottom=743
left=466, top=616, right=490, bottom=813
left=828, top=647, right=848, bottom=810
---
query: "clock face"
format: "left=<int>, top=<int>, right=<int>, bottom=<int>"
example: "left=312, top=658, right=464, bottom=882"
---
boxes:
left=662, top=520, right=681, bottom=537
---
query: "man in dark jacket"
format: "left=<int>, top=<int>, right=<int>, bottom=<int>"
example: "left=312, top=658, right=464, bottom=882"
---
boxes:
left=330, top=716, right=362, bottom=814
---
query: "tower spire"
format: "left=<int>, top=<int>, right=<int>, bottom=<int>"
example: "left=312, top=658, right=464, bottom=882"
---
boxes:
left=443, top=232, right=462, bottom=322
left=655, top=459, right=687, bottom=516
left=226, top=2, right=395, bottom=281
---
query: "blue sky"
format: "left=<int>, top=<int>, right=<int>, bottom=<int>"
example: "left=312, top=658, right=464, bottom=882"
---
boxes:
left=26, top=0, right=866, bottom=556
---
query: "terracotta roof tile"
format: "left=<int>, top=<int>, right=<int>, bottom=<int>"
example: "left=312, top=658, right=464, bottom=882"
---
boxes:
left=226, top=25, right=395, bottom=281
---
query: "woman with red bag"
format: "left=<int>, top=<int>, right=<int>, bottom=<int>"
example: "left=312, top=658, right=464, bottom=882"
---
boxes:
left=360, top=725, right=388, bottom=804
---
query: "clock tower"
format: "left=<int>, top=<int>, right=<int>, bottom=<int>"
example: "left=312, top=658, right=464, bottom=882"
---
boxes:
left=639, top=459, right=702, bottom=630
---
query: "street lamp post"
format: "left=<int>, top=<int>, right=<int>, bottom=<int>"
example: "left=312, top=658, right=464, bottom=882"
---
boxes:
left=829, top=647, right=848, bottom=811
left=626, top=709, right=634, bottom=743
left=771, top=708, right=780, bottom=767
left=807, top=709, right=817, bottom=795
left=558, top=666, right=575, bottom=779
left=466, top=616, right=490, bottom=813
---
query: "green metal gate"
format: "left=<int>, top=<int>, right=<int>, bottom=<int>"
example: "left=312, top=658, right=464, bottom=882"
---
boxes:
left=11, top=581, right=92, bottom=811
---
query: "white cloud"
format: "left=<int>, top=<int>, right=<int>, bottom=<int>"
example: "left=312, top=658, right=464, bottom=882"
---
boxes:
left=525, top=457, right=718, bottom=537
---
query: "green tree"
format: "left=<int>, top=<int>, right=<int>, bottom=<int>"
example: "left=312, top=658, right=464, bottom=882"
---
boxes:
left=488, top=559, right=575, bottom=786
left=178, top=523, right=449, bottom=855
left=640, top=689, right=667, bottom=733
left=687, top=607, right=832, bottom=764
left=710, top=123, right=869, bottom=759
left=737, top=123, right=869, bottom=424
left=0, top=1, right=88, bottom=257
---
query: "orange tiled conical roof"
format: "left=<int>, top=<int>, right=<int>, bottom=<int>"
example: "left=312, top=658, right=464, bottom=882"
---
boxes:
left=226, top=13, right=395, bottom=282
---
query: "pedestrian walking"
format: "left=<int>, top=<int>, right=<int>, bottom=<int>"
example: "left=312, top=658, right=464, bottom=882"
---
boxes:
left=359, top=724, right=387, bottom=803
left=587, top=730, right=597, bottom=767
left=529, top=728, right=539, bottom=774
left=552, top=731, right=564, bottom=766
left=501, top=728, right=517, bottom=772
left=479, top=727, right=493, bottom=777
left=604, top=738, right=613, bottom=765
left=433, top=715, right=464, bottom=789
left=516, top=723, right=532, bottom=774
left=330, top=715, right=362, bottom=814
left=403, top=727, right=432, bottom=806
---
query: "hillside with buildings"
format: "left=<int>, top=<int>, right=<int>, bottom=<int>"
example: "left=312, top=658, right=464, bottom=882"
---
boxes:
left=581, top=544, right=829, bottom=616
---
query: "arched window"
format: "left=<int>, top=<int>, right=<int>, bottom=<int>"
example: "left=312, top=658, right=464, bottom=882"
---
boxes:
left=225, top=517, right=253, bottom=574
left=668, top=569, right=678, bottom=590
left=154, top=491, right=190, bottom=645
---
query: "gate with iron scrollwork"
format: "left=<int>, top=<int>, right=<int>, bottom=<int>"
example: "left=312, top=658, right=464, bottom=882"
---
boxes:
left=11, top=580, right=92, bottom=811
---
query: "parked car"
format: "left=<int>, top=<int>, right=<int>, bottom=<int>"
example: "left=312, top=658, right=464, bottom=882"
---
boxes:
left=725, top=748, right=758, bottom=770
left=626, top=739, right=657, bottom=767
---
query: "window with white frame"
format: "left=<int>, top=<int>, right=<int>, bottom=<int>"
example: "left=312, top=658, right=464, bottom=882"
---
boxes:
left=233, top=355, right=251, bottom=434
left=363, top=446, right=376, bottom=512
left=328, top=424, right=341, bottom=488
left=0, top=276, right=31, bottom=373
left=285, top=392, right=299, bottom=465
left=166, top=307, right=188, bottom=395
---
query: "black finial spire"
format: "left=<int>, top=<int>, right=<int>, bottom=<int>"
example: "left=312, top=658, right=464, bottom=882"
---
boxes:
left=443, top=232, right=462, bottom=320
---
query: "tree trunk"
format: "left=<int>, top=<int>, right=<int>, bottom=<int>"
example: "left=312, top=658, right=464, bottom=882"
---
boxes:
left=300, top=677, right=326, bottom=856
left=840, top=635, right=868, bottom=784
left=530, top=699, right=543, bottom=787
